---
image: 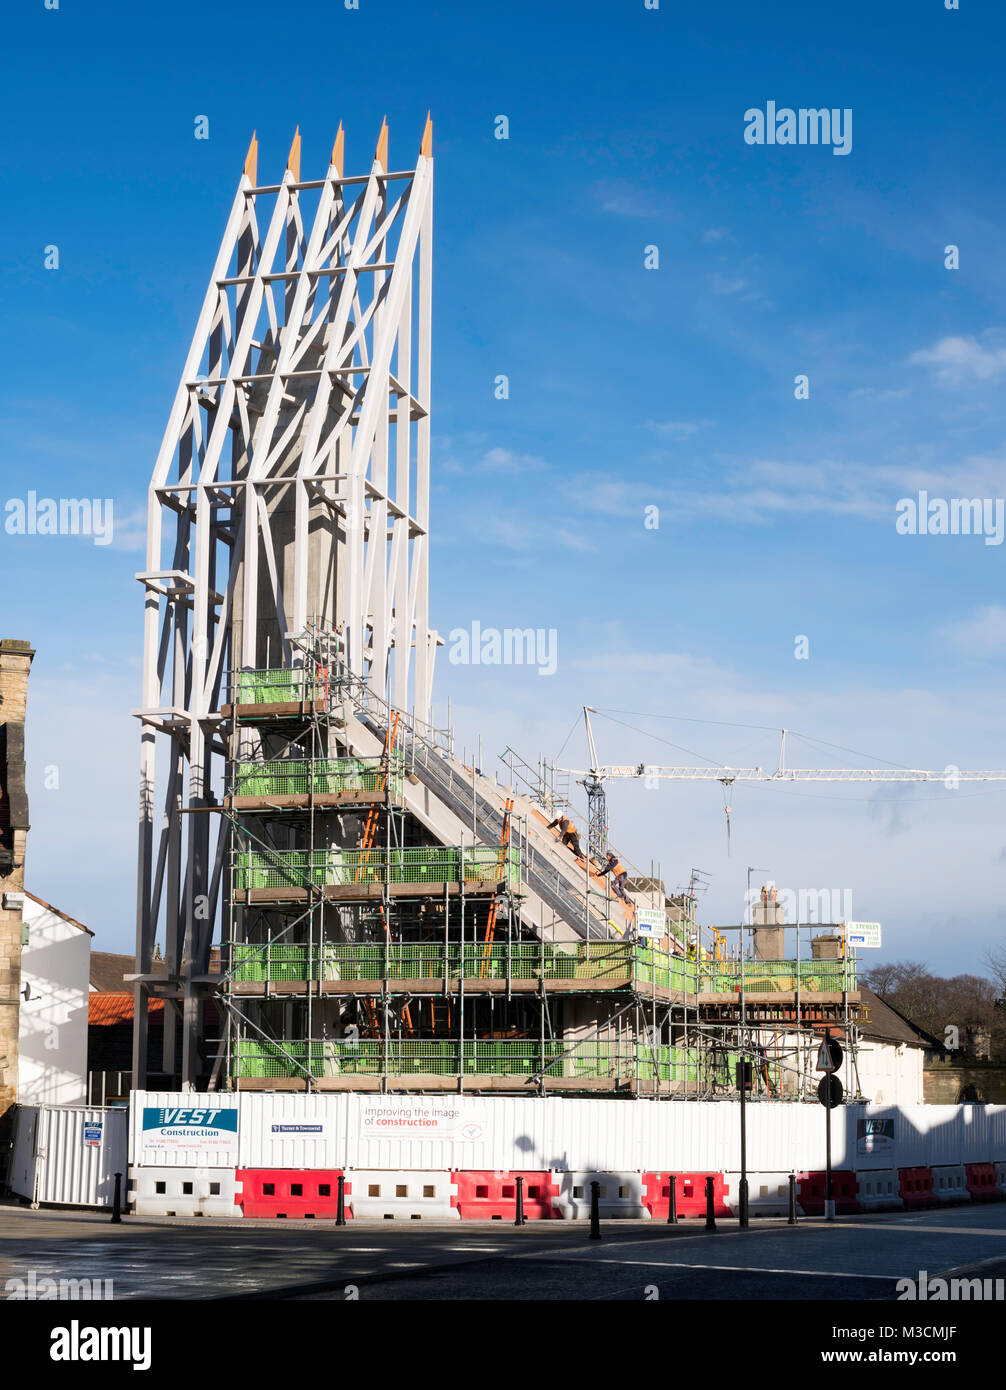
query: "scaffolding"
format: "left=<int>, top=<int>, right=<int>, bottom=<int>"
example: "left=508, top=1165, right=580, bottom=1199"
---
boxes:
left=219, top=648, right=864, bottom=1101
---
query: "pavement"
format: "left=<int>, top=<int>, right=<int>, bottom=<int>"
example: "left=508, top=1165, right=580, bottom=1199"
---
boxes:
left=1, top=1197, right=1005, bottom=1301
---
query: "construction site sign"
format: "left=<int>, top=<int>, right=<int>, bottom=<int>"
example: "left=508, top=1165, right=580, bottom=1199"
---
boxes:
left=360, top=1100, right=487, bottom=1142
left=845, top=921, right=882, bottom=948
left=857, top=1117, right=895, bottom=1156
left=635, top=909, right=666, bottom=939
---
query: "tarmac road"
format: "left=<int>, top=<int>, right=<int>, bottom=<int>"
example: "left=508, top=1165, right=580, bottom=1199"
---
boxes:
left=1, top=1198, right=1005, bottom=1302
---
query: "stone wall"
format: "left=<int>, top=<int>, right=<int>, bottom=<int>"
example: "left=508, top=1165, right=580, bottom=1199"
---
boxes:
left=0, top=639, right=34, bottom=1133
left=924, top=1062, right=1006, bottom=1104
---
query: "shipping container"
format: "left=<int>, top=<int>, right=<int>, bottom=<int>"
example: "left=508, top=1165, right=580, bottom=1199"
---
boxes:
left=9, top=1104, right=127, bottom=1207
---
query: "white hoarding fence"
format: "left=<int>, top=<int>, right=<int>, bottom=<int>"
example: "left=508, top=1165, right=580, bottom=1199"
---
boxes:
left=122, top=1092, right=1006, bottom=1184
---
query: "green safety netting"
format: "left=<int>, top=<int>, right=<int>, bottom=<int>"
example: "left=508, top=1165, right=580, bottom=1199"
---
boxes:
left=232, top=845, right=521, bottom=892
left=227, top=939, right=854, bottom=991
left=233, top=669, right=319, bottom=704
left=233, top=755, right=404, bottom=798
left=232, top=1039, right=710, bottom=1080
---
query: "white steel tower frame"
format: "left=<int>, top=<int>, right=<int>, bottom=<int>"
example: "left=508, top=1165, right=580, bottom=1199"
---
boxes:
left=133, top=121, right=436, bottom=1087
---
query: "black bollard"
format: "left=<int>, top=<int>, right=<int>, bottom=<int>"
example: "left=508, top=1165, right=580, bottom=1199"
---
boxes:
left=666, top=1173, right=677, bottom=1225
left=788, top=1173, right=798, bottom=1226
left=111, top=1172, right=123, bottom=1224
left=514, top=1175, right=525, bottom=1227
left=336, top=1173, right=347, bottom=1226
left=589, top=1180, right=601, bottom=1240
left=739, top=1175, right=750, bottom=1229
left=704, top=1175, right=717, bottom=1231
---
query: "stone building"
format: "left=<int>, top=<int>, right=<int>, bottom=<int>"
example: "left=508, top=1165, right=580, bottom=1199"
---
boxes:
left=0, top=639, right=34, bottom=1139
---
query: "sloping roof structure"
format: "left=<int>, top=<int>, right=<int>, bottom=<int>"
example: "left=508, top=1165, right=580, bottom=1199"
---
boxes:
left=858, top=985, right=941, bottom=1049
left=24, top=889, right=94, bottom=936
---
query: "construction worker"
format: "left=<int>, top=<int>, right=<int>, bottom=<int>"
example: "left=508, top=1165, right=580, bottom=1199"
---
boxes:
left=598, top=851, right=631, bottom=905
left=547, top=811, right=583, bottom=859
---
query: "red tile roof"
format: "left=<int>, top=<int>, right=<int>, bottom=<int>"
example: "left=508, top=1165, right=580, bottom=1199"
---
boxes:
left=88, top=992, right=220, bottom=1027
left=88, top=993, right=164, bottom=1026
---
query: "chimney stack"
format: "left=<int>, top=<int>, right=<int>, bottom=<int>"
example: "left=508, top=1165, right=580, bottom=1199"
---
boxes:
left=752, top=882, right=785, bottom=961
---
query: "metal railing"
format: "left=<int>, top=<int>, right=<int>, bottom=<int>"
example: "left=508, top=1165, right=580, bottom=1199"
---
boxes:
left=230, top=1038, right=746, bottom=1082
left=229, top=940, right=637, bottom=983
left=227, top=937, right=856, bottom=992
left=229, top=659, right=453, bottom=753
left=701, top=957, right=855, bottom=994
left=232, top=668, right=322, bottom=705
left=232, top=845, right=521, bottom=892
left=232, top=754, right=404, bottom=799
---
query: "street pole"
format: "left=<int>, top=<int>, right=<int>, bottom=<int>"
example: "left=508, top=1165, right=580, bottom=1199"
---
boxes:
left=739, top=1033, right=749, bottom=1228
left=824, top=1029, right=835, bottom=1221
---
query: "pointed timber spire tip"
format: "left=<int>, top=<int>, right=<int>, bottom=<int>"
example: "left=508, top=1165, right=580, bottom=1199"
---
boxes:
left=421, top=111, right=433, bottom=158
left=331, top=122, right=344, bottom=176
left=286, top=126, right=301, bottom=181
left=375, top=117, right=388, bottom=169
left=243, top=131, right=258, bottom=185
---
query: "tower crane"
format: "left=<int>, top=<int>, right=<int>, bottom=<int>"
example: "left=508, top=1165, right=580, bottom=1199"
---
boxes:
left=559, top=707, right=1006, bottom=862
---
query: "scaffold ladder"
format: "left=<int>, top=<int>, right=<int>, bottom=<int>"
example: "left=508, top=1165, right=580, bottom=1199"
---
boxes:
left=478, top=798, right=513, bottom=978
left=355, top=711, right=400, bottom=882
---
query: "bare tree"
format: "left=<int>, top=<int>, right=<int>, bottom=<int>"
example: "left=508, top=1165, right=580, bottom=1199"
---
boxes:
left=982, top=945, right=1006, bottom=997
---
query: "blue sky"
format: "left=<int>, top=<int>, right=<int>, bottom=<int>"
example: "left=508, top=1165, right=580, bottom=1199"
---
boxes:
left=2, top=0, right=1005, bottom=972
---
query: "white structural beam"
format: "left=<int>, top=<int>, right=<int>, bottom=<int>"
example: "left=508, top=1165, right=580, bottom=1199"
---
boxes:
left=133, top=121, right=436, bottom=1088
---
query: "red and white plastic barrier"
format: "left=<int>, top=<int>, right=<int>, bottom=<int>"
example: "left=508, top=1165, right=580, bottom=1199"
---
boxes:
left=899, top=1166, right=936, bottom=1208
left=551, top=1171, right=649, bottom=1220
left=995, top=1160, right=1006, bottom=1197
left=123, top=1158, right=1006, bottom=1221
left=236, top=1168, right=352, bottom=1219
left=451, top=1170, right=556, bottom=1220
left=349, top=1170, right=458, bottom=1220
left=642, top=1172, right=730, bottom=1219
left=856, top=1168, right=903, bottom=1211
left=797, top=1170, right=862, bottom=1216
left=726, top=1172, right=799, bottom=1217
left=128, top=1165, right=243, bottom=1218
left=964, top=1163, right=1002, bottom=1203
left=932, top=1164, right=969, bottom=1204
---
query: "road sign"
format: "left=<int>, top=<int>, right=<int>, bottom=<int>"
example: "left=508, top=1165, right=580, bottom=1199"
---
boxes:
left=815, top=1035, right=843, bottom=1072
left=817, top=1074, right=843, bottom=1109
left=845, top=921, right=882, bottom=949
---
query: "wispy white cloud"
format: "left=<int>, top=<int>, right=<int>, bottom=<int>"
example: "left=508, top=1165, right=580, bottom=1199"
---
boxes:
left=441, top=446, right=548, bottom=477
left=940, top=604, right=1006, bottom=659
left=595, top=180, right=678, bottom=220
left=562, top=451, right=1006, bottom=527
left=481, top=513, right=595, bottom=554
left=910, top=334, right=1006, bottom=385
left=108, top=503, right=148, bottom=552
left=643, top=419, right=709, bottom=440
left=710, top=273, right=747, bottom=296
